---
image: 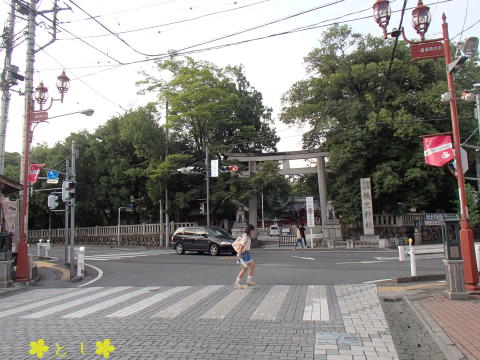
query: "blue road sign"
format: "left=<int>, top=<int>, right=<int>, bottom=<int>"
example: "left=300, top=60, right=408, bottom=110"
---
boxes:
left=47, top=170, right=59, bottom=180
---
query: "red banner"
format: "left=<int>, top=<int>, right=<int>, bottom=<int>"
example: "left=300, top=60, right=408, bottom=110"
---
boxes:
left=423, top=135, right=454, bottom=167
left=27, top=163, right=44, bottom=184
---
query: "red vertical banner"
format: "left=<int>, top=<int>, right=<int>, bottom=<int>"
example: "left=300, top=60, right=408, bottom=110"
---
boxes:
left=422, top=135, right=454, bottom=167
left=27, top=163, right=44, bottom=184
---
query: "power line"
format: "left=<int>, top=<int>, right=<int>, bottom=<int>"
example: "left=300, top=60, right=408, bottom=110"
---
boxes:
left=41, top=49, right=127, bottom=111
left=64, top=0, right=344, bottom=57
left=60, top=0, right=276, bottom=39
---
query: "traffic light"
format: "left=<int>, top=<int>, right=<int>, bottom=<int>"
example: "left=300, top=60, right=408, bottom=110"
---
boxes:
left=47, top=194, right=59, bottom=209
left=199, top=202, right=205, bottom=214
left=62, top=181, right=75, bottom=201
left=219, top=165, right=239, bottom=173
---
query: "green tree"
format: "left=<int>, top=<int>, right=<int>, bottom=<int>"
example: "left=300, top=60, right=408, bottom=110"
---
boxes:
left=138, top=57, right=278, bottom=155
left=281, top=25, right=480, bottom=222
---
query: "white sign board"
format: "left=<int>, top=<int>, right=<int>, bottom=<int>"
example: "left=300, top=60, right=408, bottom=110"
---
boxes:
left=211, top=159, right=218, bottom=177
left=424, top=213, right=444, bottom=226
left=306, top=196, right=315, bottom=228
left=360, top=178, right=374, bottom=236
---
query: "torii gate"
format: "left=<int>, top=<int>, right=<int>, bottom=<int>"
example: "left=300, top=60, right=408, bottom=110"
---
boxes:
left=227, top=150, right=329, bottom=228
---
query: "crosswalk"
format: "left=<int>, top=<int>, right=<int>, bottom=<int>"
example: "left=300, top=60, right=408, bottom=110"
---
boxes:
left=0, top=285, right=331, bottom=321
left=84, top=250, right=168, bottom=261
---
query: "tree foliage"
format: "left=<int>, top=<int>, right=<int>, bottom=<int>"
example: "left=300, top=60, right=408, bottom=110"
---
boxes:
left=281, top=25, right=480, bottom=222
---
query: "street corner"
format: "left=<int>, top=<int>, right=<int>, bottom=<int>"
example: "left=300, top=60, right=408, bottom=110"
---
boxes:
left=34, top=260, right=72, bottom=284
left=377, top=279, right=447, bottom=299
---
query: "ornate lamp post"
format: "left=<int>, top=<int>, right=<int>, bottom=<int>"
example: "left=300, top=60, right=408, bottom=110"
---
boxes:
left=15, top=70, right=70, bottom=282
left=373, top=0, right=480, bottom=291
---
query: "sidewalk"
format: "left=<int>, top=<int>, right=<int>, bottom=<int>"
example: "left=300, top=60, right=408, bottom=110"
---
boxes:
left=379, top=280, right=480, bottom=360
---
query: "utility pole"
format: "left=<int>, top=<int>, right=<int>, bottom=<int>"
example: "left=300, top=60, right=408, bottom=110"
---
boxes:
left=165, top=101, right=170, bottom=247
left=16, top=0, right=38, bottom=282
left=69, top=140, right=76, bottom=278
left=205, top=147, right=210, bottom=226
left=0, top=0, right=16, bottom=175
left=475, top=91, right=480, bottom=193
left=64, top=159, right=70, bottom=265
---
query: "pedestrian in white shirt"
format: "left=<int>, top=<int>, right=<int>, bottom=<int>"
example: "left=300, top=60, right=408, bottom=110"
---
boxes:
left=233, top=224, right=256, bottom=289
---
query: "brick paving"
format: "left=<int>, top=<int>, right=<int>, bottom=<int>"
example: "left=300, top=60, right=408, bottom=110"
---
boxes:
left=419, top=295, right=480, bottom=360
left=0, top=283, right=476, bottom=360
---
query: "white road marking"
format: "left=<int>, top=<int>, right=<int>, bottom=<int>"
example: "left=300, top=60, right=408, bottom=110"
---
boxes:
left=22, top=287, right=129, bottom=319
left=250, top=285, right=289, bottom=321
left=336, top=261, right=387, bottom=264
left=78, top=263, right=103, bottom=287
left=303, top=285, right=329, bottom=321
left=292, top=256, right=316, bottom=261
left=201, top=287, right=252, bottom=319
left=62, top=287, right=160, bottom=318
left=0, top=287, right=100, bottom=318
left=363, top=278, right=392, bottom=284
left=153, top=285, right=223, bottom=318
left=106, top=287, right=190, bottom=318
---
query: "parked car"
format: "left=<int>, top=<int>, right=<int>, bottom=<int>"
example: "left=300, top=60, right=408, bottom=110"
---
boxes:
left=281, top=227, right=292, bottom=235
left=269, top=225, right=280, bottom=236
left=170, top=226, right=236, bottom=256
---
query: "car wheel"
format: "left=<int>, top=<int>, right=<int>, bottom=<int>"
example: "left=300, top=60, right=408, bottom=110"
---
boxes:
left=175, top=243, right=185, bottom=255
left=209, top=243, right=220, bottom=256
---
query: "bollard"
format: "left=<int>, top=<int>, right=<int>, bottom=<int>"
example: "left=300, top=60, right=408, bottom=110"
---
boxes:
left=45, top=240, right=50, bottom=257
left=398, top=245, right=406, bottom=261
left=409, top=244, right=417, bottom=276
left=475, top=244, right=480, bottom=273
left=37, top=241, right=41, bottom=257
left=76, top=246, right=85, bottom=277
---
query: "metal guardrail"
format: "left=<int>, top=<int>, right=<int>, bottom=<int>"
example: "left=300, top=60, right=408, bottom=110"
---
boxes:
left=278, top=235, right=296, bottom=247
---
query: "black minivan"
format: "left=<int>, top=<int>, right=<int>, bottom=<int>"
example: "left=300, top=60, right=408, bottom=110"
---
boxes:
left=170, top=226, right=236, bottom=256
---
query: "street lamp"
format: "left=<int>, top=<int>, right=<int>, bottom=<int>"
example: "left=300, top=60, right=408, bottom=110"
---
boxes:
left=373, top=0, right=480, bottom=291
left=16, top=70, right=74, bottom=282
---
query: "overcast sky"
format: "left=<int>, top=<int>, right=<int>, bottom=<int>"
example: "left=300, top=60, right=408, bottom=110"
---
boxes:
left=2, top=0, right=479, bottom=155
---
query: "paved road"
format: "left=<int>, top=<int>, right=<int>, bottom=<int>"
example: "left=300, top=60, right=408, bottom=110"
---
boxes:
left=0, top=247, right=451, bottom=359
left=41, top=246, right=444, bottom=287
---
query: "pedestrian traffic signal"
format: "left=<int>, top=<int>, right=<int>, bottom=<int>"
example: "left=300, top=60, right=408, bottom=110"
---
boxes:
left=47, top=194, right=59, bottom=209
left=62, top=181, right=75, bottom=201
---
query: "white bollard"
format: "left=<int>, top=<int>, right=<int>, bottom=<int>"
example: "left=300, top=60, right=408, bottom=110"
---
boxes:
left=310, top=229, right=314, bottom=249
left=37, top=241, right=41, bottom=257
left=45, top=240, right=50, bottom=257
left=76, top=246, right=85, bottom=277
left=409, top=245, right=417, bottom=277
left=475, top=244, right=480, bottom=272
left=398, top=245, right=406, bottom=261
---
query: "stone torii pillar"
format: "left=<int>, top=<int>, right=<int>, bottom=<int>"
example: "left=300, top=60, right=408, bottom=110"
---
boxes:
left=316, top=157, right=328, bottom=225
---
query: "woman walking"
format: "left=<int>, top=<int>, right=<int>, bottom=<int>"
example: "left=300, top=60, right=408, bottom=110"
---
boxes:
left=294, top=224, right=304, bottom=250
left=233, top=224, right=256, bottom=289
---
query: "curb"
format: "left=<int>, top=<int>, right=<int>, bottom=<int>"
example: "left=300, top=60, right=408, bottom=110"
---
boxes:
left=404, top=296, right=467, bottom=360
left=393, top=274, right=446, bottom=283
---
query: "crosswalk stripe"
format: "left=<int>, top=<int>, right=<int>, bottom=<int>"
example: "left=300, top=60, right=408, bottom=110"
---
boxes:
left=106, top=287, right=190, bottom=318
left=62, top=287, right=160, bottom=318
left=201, top=287, right=253, bottom=319
left=21, top=287, right=130, bottom=319
left=303, top=285, right=329, bottom=321
left=0, top=287, right=100, bottom=318
left=153, top=285, right=223, bottom=318
left=250, top=285, right=289, bottom=321
left=0, top=288, right=73, bottom=310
